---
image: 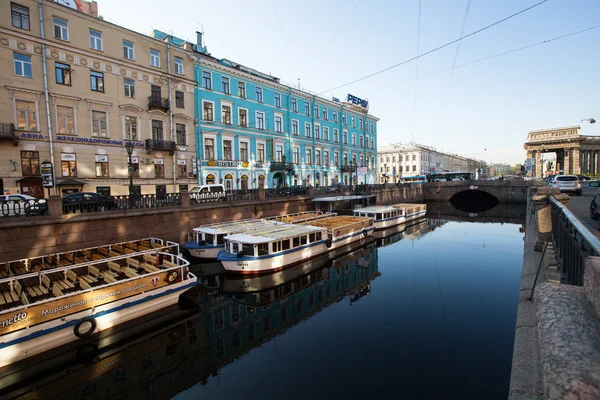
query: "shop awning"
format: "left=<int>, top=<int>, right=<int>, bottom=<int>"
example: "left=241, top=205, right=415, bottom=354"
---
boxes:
left=56, top=178, right=86, bottom=186
left=15, top=176, right=42, bottom=183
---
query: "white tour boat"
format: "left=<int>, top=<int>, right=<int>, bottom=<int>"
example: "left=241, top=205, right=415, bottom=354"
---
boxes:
left=299, top=215, right=375, bottom=250
left=353, top=203, right=427, bottom=230
left=0, top=251, right=196, bottom=368
left=264, top=211, right=336, bottom=224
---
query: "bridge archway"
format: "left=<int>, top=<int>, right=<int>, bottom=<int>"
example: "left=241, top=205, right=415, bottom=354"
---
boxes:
left=449, top=189, right=499, bottom=213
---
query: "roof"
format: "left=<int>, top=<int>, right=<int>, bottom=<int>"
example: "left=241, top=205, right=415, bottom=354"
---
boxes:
left=354, top=205, right=397, bottom=214
left=225, top=224, right=325, bottom=244
left=311, top=195, right=370, bottom=202
left=193, top=219, right=274, bottom=235
left=57, top=178, right=86, bottom=186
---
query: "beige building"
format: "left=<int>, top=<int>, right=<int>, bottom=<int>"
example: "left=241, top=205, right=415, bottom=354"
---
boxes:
left=0, top=0, right=197, bottom=197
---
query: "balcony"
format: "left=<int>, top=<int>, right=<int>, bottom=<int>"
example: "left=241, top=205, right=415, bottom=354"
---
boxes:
left=145, top=139, right=176, bottom=154
left=0, top=123, right=17, bottom=145
left=340, top=164, right=355, bottom=173
left=148, top=95, right=170, bottom=111
left=270, top=162, right=294, bottom=172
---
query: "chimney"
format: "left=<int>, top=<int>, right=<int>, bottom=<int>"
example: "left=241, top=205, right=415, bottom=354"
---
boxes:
left=196, top=31, right=203, bottom=47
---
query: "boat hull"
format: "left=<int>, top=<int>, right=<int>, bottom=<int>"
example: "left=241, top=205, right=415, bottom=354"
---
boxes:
left=182, top=242, right=223, bottom=260
left=373, top=210, right=427, bottom=230
left=0, top=279, right=196, bottom=369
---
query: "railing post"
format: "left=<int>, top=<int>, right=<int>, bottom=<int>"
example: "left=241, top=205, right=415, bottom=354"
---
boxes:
left=180, top=190, right=190, bottom=208
left=258, top=188, right=266, bottom=201
left=308, top=186, right=314, bottom=196
left=530, top=184, right=561, bottom=251
left=47, top=196, right=63, bottom=217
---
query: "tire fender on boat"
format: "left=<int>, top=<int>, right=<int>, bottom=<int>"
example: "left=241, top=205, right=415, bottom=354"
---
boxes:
left=325, top=239, right=332, bottom=248
left=74, top=317, right=97, bottom=338
left=362, top=230, right=368, bottom=237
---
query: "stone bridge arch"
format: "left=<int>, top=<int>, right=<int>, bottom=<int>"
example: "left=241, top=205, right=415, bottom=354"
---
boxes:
left=421, top=180, right=529, bottom=204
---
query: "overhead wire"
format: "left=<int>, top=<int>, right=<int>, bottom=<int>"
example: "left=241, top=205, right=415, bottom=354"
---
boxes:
left=443, top=0, right=472, bottom=106
left=318, top=0, right=549, bottom=94
left=327, top=0, right=364, bottom=48
left=413, top=0, right=422, bottom=128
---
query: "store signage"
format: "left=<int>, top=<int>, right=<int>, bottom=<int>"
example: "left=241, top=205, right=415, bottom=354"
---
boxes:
left=61, top=153, right=76, bottom=161
left=357, top=167, right=367, bottom=176
left=177, top=159, right=186, bottom=165
left=40, top=161, right=54, bottom=188
left=127, top=156, right=139, bottom=164
left=192, top=157, right=198, bottom=174
left=206, top=160, right=250, bottom=168
left=95, top=155, right=108, bottom=162
left=55, top=136, right=144, bottom=147
left=154, top=158, right=164, bottom=165
left=346, top=94, right=368, bottom=109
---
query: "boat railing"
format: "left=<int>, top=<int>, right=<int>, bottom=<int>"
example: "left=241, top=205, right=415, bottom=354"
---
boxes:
left=0, top=252, right=191, bottom=314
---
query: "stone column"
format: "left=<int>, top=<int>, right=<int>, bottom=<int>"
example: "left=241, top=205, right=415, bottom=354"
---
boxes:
left=596, top=151, right=600, bottom=175
left=573, top=148, right=581, bottom=175
left=582, top=151, right=587, bottom=174
left=534, top=151, right=541, bottom=178
left=47, top=196, right=63, bottom=218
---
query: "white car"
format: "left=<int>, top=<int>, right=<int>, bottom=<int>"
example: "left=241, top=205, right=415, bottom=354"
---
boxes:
left=0, top=194, right=48, bottom=216
left=549, top=175, right=582, bottom=196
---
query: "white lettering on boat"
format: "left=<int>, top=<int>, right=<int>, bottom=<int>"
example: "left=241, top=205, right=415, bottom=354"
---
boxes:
left=41, top=300, right=87, bottom=316
left=1, top=312, right=27, bottom=328
left=123, top=283, right=146, bottom=293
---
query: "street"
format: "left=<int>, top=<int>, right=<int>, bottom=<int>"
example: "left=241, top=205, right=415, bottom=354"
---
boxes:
left=565, top=185, right=600, bottom=239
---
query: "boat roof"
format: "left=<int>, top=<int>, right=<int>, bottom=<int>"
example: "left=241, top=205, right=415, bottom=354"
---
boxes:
left=302, top=216, right=373, bottom=231
left=354, top=203, right=427, bottom=213
left=311, top=195, right=372, bottom=202
left=265, top=211, right=337, bottom=224
left=225, top=224, right=326, bottom=244
left=194, top=219, right=279, bottom=235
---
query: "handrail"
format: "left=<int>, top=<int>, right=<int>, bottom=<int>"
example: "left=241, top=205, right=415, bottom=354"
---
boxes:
left=549, top=196, right=600, bottom=285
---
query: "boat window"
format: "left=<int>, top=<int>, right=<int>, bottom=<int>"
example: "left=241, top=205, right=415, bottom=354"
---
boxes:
left=316, top=232, right=322, bottom=241
left=241, top=243, right=254, bottom=256
left=309, top=233, right=316, bottom=243
left=258, top=243, right=269, bottom=255
left=216, top=234, right=226, bottom=245
left=293, top=237, right=301, bottom=248
left=300, top=235, right=308, bottom=245
left=272, top=241, right=281, bottom=253
left=205, top=234, right=214, bottom=245
left=282, top=239, right=291, bottom=251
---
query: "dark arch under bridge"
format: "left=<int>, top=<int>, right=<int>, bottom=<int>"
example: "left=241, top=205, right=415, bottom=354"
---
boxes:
left=421, top=180, right=529, bottom=204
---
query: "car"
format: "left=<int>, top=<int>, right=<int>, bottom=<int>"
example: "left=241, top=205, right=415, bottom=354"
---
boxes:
left=549, top=175, right=582, bottom=196
left=62, top=192, right=116, bottom=213
left=326, top=182, right=345, bottom=193
left=189, top=184, right=226, bottom=203
left=577, top=175, right=591, bottom=181
left=0, top=194, right=47, bottom=217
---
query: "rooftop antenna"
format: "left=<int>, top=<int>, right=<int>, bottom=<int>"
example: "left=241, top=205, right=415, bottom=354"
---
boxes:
left=297, top=78, right=301, bottom=89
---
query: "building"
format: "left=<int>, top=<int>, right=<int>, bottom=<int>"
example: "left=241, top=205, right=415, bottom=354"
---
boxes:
left=488, top=163, right=512, bottom=177
left=0, top=0, right=197, bottom=197
left=377, top=142, right=485, bottom=183
left=193, top=41, right=379, bottom=189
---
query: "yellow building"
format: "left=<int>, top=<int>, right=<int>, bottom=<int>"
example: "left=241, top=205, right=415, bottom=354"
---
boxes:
left=0, top=0, right=197, bottom=197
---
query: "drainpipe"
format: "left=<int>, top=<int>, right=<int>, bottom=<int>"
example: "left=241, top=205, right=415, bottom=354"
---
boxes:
left=287, top=87, right=292, bottom=187
left=166, top=43, right=176, bottom=192
left=38, top=0, right=56, bottom=196
left=312, top=95, right=316, bottom=188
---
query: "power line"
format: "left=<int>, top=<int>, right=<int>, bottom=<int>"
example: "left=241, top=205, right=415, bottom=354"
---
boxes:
left=327, top=0, right=364, bottom=48
left=366, top=24, right=600, bottom=94
left=319, top=0, right=549, bottom=94
left=443, top=0, right=472, bottom=105
left=272, top=0, right=289, bottom=52
left=413, top=0, right=422, bottom=127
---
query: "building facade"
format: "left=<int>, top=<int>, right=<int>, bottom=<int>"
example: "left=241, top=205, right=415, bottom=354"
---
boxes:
left=0, top=0, right=197, bottom=197
left=377, top=142, right=485, bottom=183
left=194, top=50, right=379, bottom=189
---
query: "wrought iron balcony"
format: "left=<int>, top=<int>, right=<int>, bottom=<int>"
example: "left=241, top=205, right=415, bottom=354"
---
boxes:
left=340, top=164, right=355, bottom=172
left=270, top=162, right=295, bottom=172
left=145, top=139, right=176, bottom=154
left=148, top=95, right=170, bottom=111
left=0, top=123, right=17, bottom=145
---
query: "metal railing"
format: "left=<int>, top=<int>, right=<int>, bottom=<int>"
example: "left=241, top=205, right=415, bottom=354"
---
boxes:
left=0, top=199, right=48, bottom=218
left=148, top=95, right=170, bottom=110
left=265, top=186, right=309, bottom=199
left=145, top=139, right=177, bottom=153
left=226, top=189, right=259, bottom=202
left=112, top=194, right=181, bottom=210
left=549, top=196, right=600, bottom=286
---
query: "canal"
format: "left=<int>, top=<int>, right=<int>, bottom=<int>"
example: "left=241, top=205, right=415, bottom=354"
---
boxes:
left=1, top=209, right=526, bottom=400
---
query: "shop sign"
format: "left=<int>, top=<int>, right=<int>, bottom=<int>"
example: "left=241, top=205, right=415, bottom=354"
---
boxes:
left=95, top=155, right=108, bottom=162
left=177, top=159, right=186, bottom=165
left=154, top=158, right=164, bottom=165
left=40, top=161, right=54, bottom=188
left=206, top=160, right=249, bottom=168
left=61, top=153, right=76, bottom=161
left=55, top=136, right=144, bottom=147
left=192, top=157, right=198, bottom=174
left=357, top=167, right=367, bottom=176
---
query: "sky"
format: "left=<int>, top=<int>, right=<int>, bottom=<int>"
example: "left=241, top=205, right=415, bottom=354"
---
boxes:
left=95, top=0, right=600, bottom=165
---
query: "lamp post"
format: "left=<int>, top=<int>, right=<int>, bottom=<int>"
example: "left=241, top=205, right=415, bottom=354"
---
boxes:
left=383, top=163, right=387, bottom=184
left=125, top=143, right=135, bottom=208
left=281, top=154, right=287, bottom=188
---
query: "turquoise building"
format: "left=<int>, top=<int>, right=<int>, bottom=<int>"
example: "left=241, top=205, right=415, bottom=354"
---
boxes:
left=191, top=35, right=378, bottom=190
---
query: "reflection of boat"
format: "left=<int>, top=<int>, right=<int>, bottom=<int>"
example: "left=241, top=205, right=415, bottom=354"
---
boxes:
left=353, top=203, right=427, bottom=230
left=374, top=218, right=428, bottom=247
left=349, top=283, right=371, bottom=304
left=0, top=252, right=195, bottom=368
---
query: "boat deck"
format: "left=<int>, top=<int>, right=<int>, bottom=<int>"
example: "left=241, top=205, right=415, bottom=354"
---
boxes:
left=225, top=224, right=327, bottom=244
left=301, top=216, right=374, bottom=235
left=194, top=219, right=278, bottom=236
left=265, top=211, right=336, bottom=224
left=0, top=252, right=187, bottom=312
left=355, top=203, right=427, bottom=215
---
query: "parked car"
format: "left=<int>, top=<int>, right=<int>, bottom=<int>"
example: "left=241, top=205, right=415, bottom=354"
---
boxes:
left=577, top=175, right=591, bottom=181
left=549, top=175, right=582, bottom=196
left=62, top=192, right=116, bottom=213
left=278, top=185, right=308, bottom=196
left=189, top=184, right=226, bottom=203
left=591, top=190, right=600, bottom=220
left=326, top=182, right=345, bottom=193
left=0, top=194, right=47, bottom=216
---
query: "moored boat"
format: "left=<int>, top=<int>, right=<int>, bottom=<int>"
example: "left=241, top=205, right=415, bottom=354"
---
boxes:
left=353, top=203, right=427, bottom=230
left=264, top=211, right=336, bottom=224
left=299, top=215, right=375, bottom=250
left=0, top=251, right=196, bottom=369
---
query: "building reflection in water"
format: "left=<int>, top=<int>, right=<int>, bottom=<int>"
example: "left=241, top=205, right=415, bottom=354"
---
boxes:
left=1, top=243, right=379, bottom=400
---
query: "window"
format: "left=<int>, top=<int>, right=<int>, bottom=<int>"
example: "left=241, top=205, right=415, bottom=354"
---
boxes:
left=123, top=40, right=134, bottom=59
left=128, top=156, right=140, bottom=178
left=342, top=113, right=347, bottom=125
left=223, top=140, right=232, bottom=160
left=52, top=62, right=71, bottom=86
left=291, top=98, right=297, bottom=112
left=343, top=131, right=348, bottom=144
left=315, top=150, right=321, bottom=165
left=256, top=112, right=264, bottom=130
left=359, top=119, right=363, bottom=129
left=306, top=149, right=312, bottom=164
left=413, top=165, right=416, bottom=172
left=222, top=104, right=231, bottom=124
left=56, top=106, right=75, bottom=135
left=151, top=120, right=163, bottom=141
left=95, top=155, right=109, bottom=177
left=351, top=116, right=355, bottom=127
left=221, top=76, right=229, bottom=94
left=53, top=18, right=68, bottom=41
left=90, top=71, right=104, bottom=92
left=124, top=115, right=137, bottom=140
left=12, top=3, right=30, bottom=30
left=91, top=111, right=108, bottom=137
left=203, top=102, right=213, bottom=121
left=175, top=91, right=184, bottom=108
left=275, top=115, right=282, bottom=132
left=293, top=147, right=299, bottom=164
left=176, top=123, right=186, bottom=145
left=324, top=127, right=329, bottom=141
left=154, top=158, right=164, bottom=177
left=255, top=87, right=263, bottom=103
left=257, top=143, right=265, bottom=162
left=240, top=142, right=248, bottom=161
left=124, top=78, right=135, bottom=97
left=13, top=53, right=32, bottom=78
left=333, top=129, right=339, bottom=142
left=352, top=133, right=356, bottom=145
left=334, top=152, right=339, bottom=166
left=150, top=49, right=160, bottom=67
left=276, top=145, right=283, bottom=161
left=174, top=57, right=183, bottom=74
left=305, top=123, right=311, bottom=137
left=371, top=138, right=374, bottom=148
left=314, top=105, right=318, bottom=117
left=333, top=111, right=338, bottom=122
left=239, top=109, right=247, bottom=127
left=89, top=29, right=103, bottom=50
left=21, top=151, right=39, bottom=176
left=202, top=71, right=212, bottom=89
left=366, top=121, right=370, bottom=132
left=324, top=151, right=329, bottom=166
left=305, top=103, right=310, bottom=115
left=16, top=100, right=37, bottom=130
left=413, top=154, right=416, bottom=161
left=204, top=138, right=214, bottom=159
left=61, top=153, right=77, bottom=177
left=292, top=120, right=298, bottom=135
left=315, top=125, right=320, bottom=139
left=275, top=93, right=281, bottom=108
left=238, top=81, right=245, bottom=98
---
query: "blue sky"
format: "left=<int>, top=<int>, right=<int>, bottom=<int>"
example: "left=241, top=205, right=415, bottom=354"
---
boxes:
left=97, top=0, right=600, bottom=165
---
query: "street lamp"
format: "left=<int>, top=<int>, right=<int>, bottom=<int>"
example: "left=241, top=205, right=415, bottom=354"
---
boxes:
left=281, top=154, right=287, bottom=188
left=125, top=143, right=135, bottom=208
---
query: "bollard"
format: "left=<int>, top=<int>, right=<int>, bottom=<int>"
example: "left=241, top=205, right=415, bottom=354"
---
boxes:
left=47, top=196, right=63, bottom=217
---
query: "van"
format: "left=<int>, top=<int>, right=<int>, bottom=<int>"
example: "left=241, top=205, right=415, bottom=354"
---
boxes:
left=189, top=184, right=226, bottom=203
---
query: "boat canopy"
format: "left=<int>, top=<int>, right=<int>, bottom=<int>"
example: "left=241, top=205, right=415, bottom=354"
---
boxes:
left=311, top=195, right=370, bottom=202
left=225, top=224, right=326, bottom=244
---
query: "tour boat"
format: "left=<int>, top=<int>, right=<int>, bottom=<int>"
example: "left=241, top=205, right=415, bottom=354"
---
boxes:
left=0, top=238, right=179, bottom=279
left=217, top=216, right=374, bottom=275
left=353, top=203, right=427, bottom=230
left=0, top=251, right=196, bottom=368
left=264, top=211, right=336, bottom=224
left=183, top=219, right=282, bottom=260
